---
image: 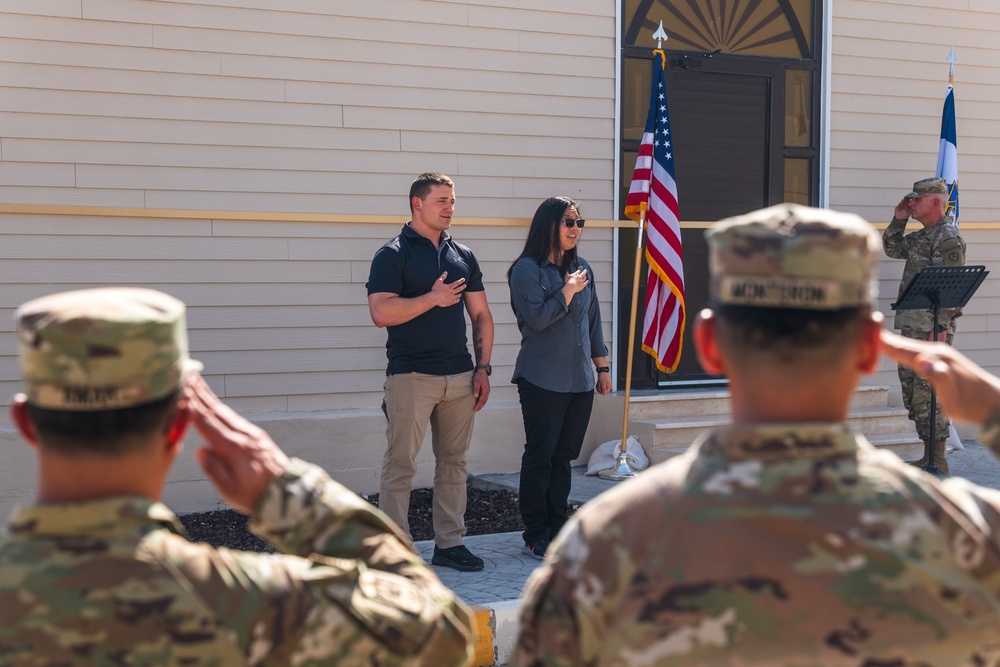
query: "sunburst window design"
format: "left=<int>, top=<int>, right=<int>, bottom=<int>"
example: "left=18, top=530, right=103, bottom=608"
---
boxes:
left=624, top=0, right=812, bottom=59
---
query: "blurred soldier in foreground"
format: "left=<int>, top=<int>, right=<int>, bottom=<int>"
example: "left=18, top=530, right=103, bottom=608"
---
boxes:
left=884, top=176, right=966, bottom=472
left=515, top=204, right=1000, bottom=666
left=0, top=288, right=473, bottom=666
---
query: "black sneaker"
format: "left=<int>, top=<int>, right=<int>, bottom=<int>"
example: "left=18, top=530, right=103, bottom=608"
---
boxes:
left=521, top=539, right=550, bottom=560
left=431, top=545, right=484, bottom=572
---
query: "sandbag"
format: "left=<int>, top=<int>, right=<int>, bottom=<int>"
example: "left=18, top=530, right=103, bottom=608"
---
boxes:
left=586, top=435, right=649, bottom=475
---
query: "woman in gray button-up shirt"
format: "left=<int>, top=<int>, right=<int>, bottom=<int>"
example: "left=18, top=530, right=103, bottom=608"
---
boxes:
left=507, top=197, right=612, bottom=560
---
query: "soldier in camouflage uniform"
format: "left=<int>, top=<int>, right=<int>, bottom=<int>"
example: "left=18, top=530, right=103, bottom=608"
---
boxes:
left=514, top=204, right=1000, bottom=666
left=0, top=287, right=474, bottom=666
left=883, top=177, right=966, bottom=473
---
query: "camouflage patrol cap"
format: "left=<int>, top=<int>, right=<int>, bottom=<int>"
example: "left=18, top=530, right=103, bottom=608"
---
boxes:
left=706, top=203, right=880, bottom=310
left=15, top=288, right=202, bottom=410
left=903, top=177, right=948, bottom=199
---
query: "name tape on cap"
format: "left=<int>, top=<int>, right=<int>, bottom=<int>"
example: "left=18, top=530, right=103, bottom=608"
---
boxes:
left=717, top=276, right=846, bottom=309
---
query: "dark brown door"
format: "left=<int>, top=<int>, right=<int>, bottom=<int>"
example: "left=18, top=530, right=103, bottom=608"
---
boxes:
left=619, top=53, right=784, bottom=387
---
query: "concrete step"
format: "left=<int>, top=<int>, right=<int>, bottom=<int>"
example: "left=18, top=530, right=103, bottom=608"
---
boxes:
left=849, top=385, right=897, bottom=409
left=847, top=408, right=920, bottom=436
left=626, top=385, right=892, bottom=420
left=626, top=389, right=731, bottom=419
left=867, top=432, right=924, bottom=462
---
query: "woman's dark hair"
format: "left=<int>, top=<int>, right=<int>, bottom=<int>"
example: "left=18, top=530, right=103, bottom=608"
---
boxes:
left=508, top=197, right=581, bottom=280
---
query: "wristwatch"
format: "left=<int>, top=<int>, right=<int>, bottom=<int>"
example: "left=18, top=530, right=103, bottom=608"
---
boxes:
left=596, top=366, right=610, bottom=374
left=475, top=364, right=492, bottom=376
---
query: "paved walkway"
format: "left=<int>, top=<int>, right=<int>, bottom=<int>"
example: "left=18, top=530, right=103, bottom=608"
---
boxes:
left=415, top=440, right=1000, bottom=664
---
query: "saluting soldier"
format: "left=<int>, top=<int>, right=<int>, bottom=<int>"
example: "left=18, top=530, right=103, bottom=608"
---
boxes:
left=0, top=287, right=474, bottom=666
left=883, top=176, right=966, bottom=473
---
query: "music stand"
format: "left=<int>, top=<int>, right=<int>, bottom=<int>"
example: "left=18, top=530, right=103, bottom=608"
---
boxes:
left=891, top=265, right=988, bottom=475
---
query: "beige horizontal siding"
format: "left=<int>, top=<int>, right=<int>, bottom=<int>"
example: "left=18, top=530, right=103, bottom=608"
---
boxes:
left=0, top=0, right=81, bottom=18
left=831, top=0, right=1000, bottom=227
left=0, top=1, right=616, bottom=217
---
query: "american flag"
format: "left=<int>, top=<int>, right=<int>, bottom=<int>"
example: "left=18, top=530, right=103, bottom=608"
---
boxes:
left=624, top=51, right=685, bottom=373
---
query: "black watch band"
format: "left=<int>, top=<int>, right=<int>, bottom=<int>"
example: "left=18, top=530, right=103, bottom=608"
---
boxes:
left=475, top=364, right=492, bottom=376
left=596, top=366, right=610, bottom=374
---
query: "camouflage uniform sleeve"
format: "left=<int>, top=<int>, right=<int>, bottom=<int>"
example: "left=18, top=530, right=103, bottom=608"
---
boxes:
left=158, top=458, right=474, bottom=667
left=881, top=217, right=911, bottom=260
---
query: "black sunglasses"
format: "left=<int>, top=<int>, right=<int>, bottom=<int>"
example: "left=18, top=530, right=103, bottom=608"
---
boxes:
left=561, top=218, right=586, bottom=229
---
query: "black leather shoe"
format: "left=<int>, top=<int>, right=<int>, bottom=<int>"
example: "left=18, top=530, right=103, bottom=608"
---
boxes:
left=431, top=545, right=484, bottom=572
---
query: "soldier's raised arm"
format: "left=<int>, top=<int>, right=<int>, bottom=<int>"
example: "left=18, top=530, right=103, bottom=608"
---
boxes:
left=184, top=374, right=475, bottom=666
left=0, top=287, right=473, bottom=667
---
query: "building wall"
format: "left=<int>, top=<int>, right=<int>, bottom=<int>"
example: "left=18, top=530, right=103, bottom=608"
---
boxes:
left=0, top=0, right=616, bottom=217
left=0, top=0, right=620, bottom=515
left=830, top=0, right=1000, bottom=404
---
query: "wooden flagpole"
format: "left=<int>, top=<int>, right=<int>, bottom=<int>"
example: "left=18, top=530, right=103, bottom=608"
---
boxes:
left=599, top=211, right=646, bottom=480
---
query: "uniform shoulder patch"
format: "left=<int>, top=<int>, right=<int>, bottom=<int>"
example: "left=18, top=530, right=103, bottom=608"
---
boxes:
left=937, top=236, right=964, bottom=254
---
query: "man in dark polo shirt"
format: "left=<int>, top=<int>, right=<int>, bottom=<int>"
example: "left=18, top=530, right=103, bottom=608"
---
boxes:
left=367, top=172, right=495, bottom=571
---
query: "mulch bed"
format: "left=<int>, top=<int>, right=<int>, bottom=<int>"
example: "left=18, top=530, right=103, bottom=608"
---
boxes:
left=179, top=484, right=524, bottom=553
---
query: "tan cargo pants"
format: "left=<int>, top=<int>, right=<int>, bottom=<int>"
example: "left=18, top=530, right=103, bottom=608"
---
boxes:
left=380, top=371, right=476, bottom=548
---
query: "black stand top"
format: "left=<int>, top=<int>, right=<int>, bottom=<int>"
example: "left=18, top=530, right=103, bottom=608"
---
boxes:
left=892, top=265, right=988, bottom=312
left=891, top=265, right=988, bottom=477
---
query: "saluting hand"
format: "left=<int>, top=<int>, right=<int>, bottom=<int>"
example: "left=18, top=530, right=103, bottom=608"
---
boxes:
left=429, top=271, right=467, bottom=308
left=187, top=374, right=290, bottom=514
left=893, top=198, right=910, bottom=221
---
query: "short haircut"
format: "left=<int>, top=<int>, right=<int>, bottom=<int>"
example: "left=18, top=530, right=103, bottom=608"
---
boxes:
left=714, top=304, right=870, bottom=368
left=27, top=390, right=180, bottom=457
left=409, top=172, right=454, bottom=213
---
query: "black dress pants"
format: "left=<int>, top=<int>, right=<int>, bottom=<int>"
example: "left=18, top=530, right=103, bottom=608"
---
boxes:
left=516, top=378, right=595, bottom=546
